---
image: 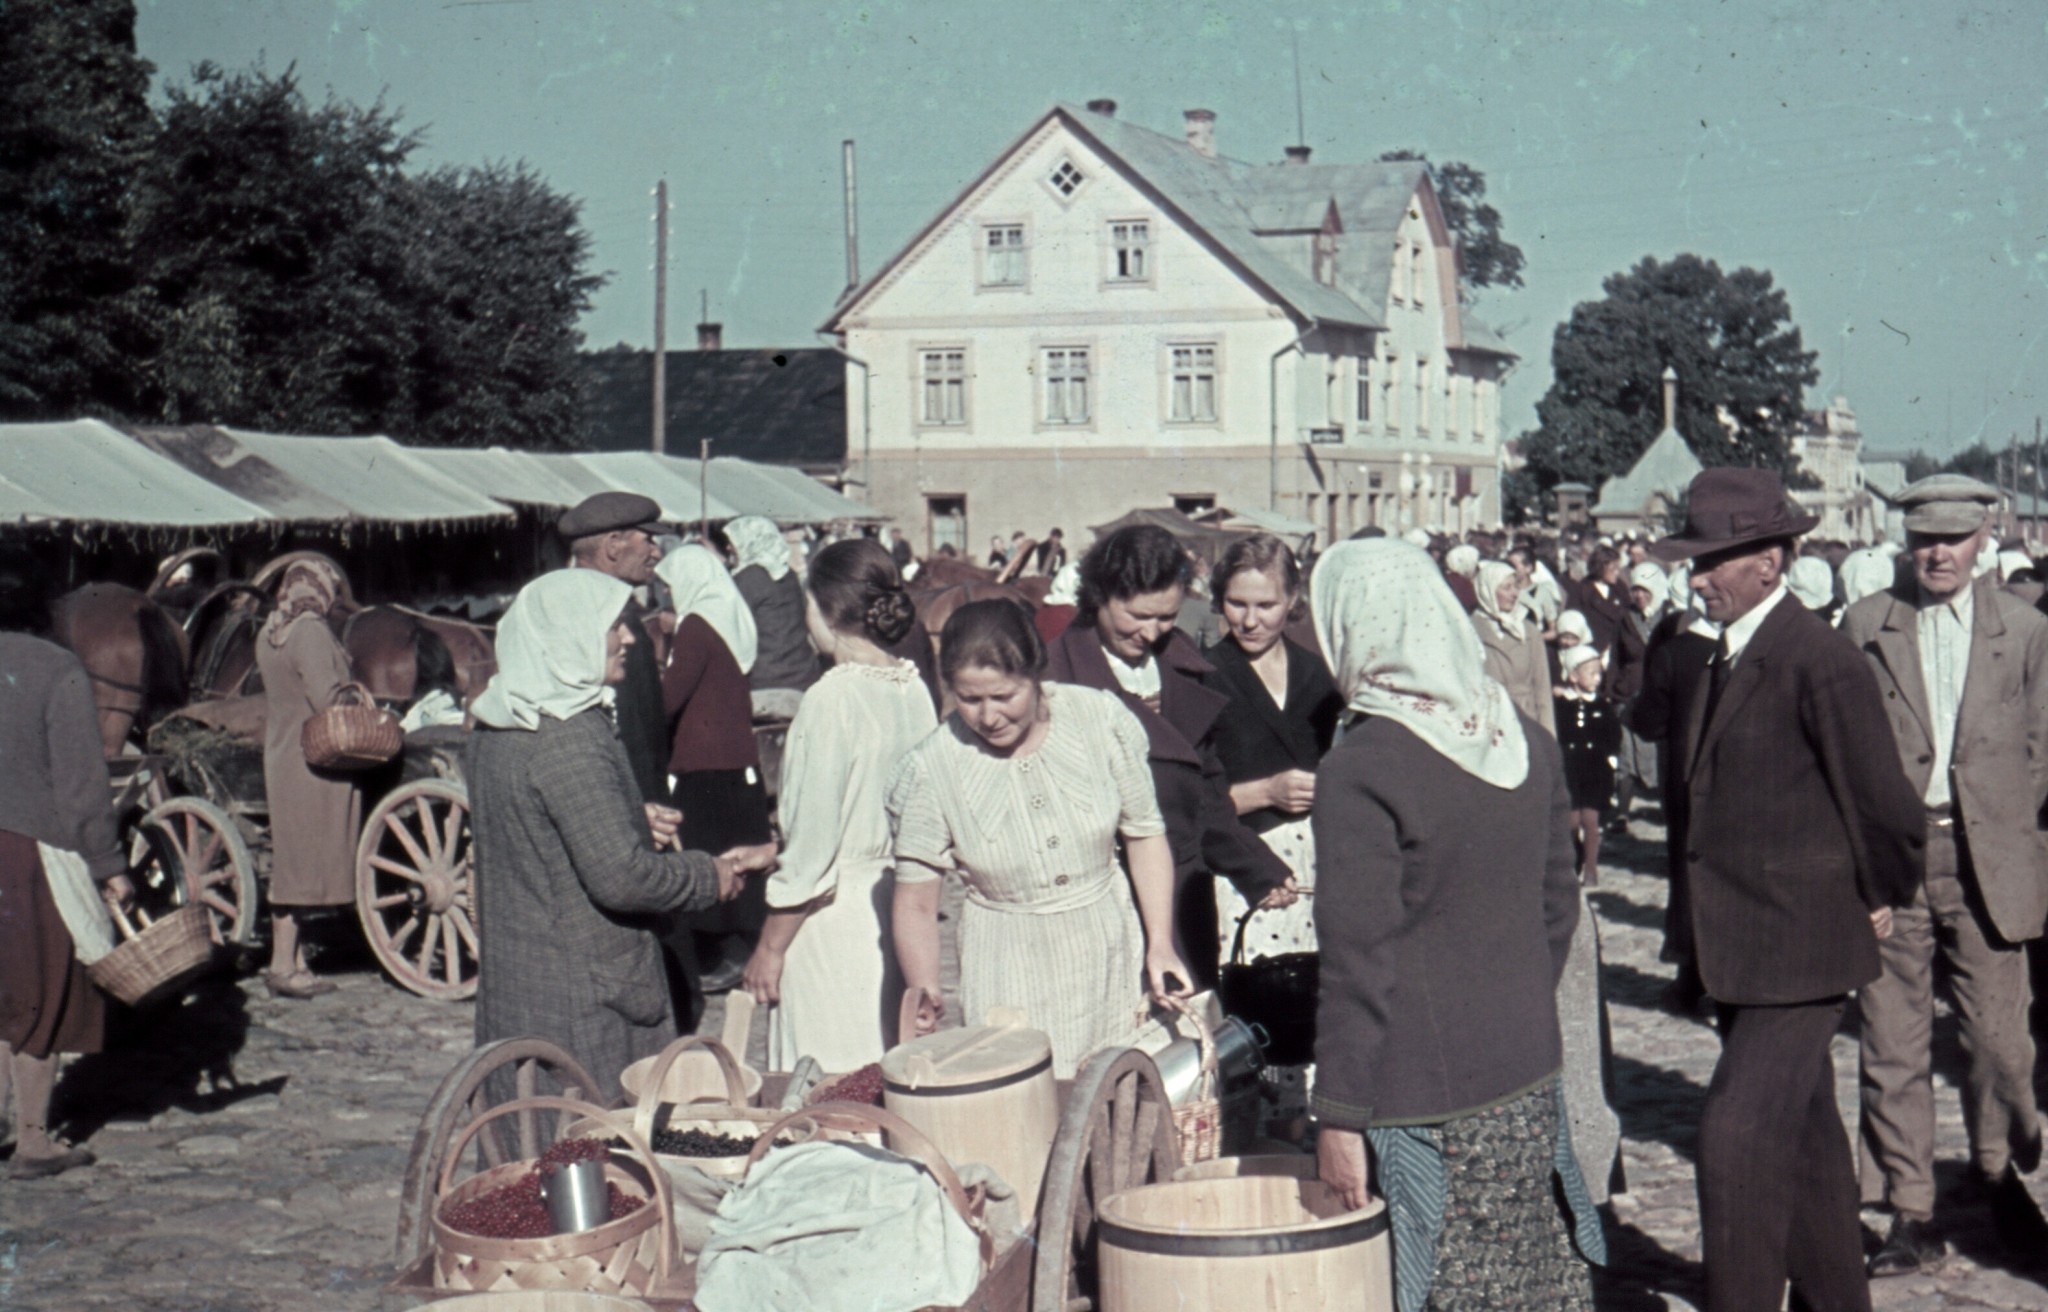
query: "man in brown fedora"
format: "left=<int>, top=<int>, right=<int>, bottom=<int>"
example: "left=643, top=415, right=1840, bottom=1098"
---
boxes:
left=1651, top=467, right=1924, bottom=1312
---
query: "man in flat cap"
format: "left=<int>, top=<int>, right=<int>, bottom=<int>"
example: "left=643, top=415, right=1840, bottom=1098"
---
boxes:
left=1653, top=468, right=1924, bottom=1312
left=1842, top=474, right=2048, bottom=1276
left=558, top=492, right=670, bottom=804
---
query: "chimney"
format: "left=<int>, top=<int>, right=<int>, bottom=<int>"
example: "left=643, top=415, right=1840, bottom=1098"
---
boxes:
left=697, top=322, right=723, bottom=352
left=1283, top=144, right=1312, bottom=166
left=1183, top=108, right=1216, bottom=159
left=1661, top=366, right=1678, bottom=431
left=1085, top=98, right=1117, bottom=117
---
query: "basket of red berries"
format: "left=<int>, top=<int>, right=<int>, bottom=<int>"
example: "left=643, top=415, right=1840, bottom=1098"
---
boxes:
left=431, top=1097, right=673, bottom=1297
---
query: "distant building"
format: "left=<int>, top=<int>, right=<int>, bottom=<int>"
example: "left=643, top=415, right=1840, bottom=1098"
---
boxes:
left=580, top=333, right=848, bottom=480
left=1591, top=369, right=1701, bottom=537
left=821, top=100, right=1515, bottom=555
left=1788, top=396, right=1878, bottom=541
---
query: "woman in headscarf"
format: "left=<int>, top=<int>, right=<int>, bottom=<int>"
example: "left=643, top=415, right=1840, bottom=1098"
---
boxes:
left=0, top=556, right=133, bottom=1178
left=467, top=571, right=775, bottom=1102
left=1471, top=558, right=1556, bottom=734
left=255, top=559, right=359, bottom=999
left=1839, top=547, right=1897, bottom=609
left=1601, top=561, right=1672, bottom=830
left=742, top=540, right=935, bottom=1071
left=1310, top=540, right=1603, bottom=1311
left=1786, top=554, right=1840, bottom=623
left=652, top=545, right=773, bottom=1026
left=1044, top=525, right=1291, bottom=988
left=1441, top=542, right=1481, bottom=613
left=726, top=516, right=817, bottom=715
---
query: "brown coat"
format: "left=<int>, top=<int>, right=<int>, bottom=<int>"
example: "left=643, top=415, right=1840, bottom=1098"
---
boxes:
left=257, top=616, right=361, bottom=907
left=1841, top=578, right=2048, bottom=943
left=1678, top=594, right=1924, bottom=1005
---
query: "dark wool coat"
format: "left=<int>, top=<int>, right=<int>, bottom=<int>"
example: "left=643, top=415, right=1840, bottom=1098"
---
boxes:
left=468, top=709, right=722, bottom=1101
left=1310, top=714, right=1580, bottom=1128
left=1677, top=596, right=1924, bottom=1006
left=735, top=566, right=820, bottom=694
left=1199, top=636, right=1342, bottom=835
left=613, top=610, right=670, bottom=804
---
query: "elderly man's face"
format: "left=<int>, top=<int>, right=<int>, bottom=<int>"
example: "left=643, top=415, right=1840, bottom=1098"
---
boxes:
left=1908, top=524, right=1987, bottom=602
left=1689, top=542, right=1786, bottom=624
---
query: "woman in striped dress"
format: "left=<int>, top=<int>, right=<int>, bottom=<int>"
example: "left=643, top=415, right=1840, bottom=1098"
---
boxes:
left=888, top=601, right=1190, bottom=1077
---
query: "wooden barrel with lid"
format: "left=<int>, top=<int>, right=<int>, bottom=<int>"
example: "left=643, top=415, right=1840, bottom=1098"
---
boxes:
left=1099, top=1154, right=1393, bottom=1312
left=880, top=1017, right=1060, bottom=1219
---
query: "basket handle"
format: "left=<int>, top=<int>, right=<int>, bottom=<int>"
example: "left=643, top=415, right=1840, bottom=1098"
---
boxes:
left=328, top=681, right=378, bottom=711
left=629, top=1035, right=749, bottom=1144
left=437, top=1094, right=674, bottom=1285
left=1158, top=1003, right=1219, bottom=1101
left=742, top=1100, right=982, bottom=1233
left=105, top=898, right=156, bottom=942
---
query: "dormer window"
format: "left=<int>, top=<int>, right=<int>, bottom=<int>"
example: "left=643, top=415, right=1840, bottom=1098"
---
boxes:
left=1047, top=159, right=1086, bottom=200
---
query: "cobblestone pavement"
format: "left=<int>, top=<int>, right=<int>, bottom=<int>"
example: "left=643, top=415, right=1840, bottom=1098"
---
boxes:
left=3, top=831, right=2045, bottom=1310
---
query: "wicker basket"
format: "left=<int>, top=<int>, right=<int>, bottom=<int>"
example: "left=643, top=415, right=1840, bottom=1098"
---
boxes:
left=302, top=681, right=403, bottom=770
left=1169, top=1007, right=1223, bottom=1164
left=88, top=902, right=214, bottom=1007
left=432, top=1096, right=674, bottom=1298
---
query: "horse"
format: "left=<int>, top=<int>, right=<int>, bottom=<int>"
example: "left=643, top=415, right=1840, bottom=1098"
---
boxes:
left=342, top=606, right=492, bottom=705
left=51, top=584, right=191, bottom=757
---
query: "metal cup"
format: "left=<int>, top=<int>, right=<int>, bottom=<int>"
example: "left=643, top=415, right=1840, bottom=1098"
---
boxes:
left=538, top=1157, right=610, bottom=1234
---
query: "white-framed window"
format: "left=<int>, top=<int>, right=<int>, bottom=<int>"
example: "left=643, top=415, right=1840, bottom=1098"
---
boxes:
left=1384, top=352, right=1403, bottom=430
left=980, top=224, right=1027, bottom=287
left=1042, top=346, right=1091, bottom=426
left=1415, top=356, right=1432, bottom=433
left=1109, top=220, right=1150, bottom=282
left=1168, top=343, right=1219, bottom=424
left=1356, top=355, right=1375, bottom=424
left=926, top=494, right=967, bottom=556
left=1447, top=374, right=1466, bottom=440
left=919, top=348, right=968, bottom=427
left=1046, top=158, right=1086, bottom=201
left=1391, top=241, right=1409, bottom=304
left=1410, top=241, right=1426, bottom=305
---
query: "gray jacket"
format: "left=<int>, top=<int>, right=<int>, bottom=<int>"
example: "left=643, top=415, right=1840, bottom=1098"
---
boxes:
left=467, top=709, right=721, bottom=1100
left=0, top=634, right=122, bottom=880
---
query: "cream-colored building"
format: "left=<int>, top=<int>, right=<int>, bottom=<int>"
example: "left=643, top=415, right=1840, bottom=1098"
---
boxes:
left=822, top=101, right=1515, bottom=554
left=1789, top=396, right=1879, bottom=542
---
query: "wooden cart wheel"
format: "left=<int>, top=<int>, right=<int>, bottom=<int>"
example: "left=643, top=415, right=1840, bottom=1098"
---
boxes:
left=392, top=1038, right=607, bottom=1270
left=1032, top=1047, right=1181, bottom=1312
left=131, top=796, right=259, bottom=946
left=355, top=778, right=477, bottom=1000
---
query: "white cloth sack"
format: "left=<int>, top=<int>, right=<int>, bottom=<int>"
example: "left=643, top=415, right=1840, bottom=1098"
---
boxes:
left=39, top=842, right=116, bottom=965
left=694, top=1140, right=984, bottom=1312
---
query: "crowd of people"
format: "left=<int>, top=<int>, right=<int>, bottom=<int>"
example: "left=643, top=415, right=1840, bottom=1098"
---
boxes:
left=4, top=468, right=2046, bottom=1312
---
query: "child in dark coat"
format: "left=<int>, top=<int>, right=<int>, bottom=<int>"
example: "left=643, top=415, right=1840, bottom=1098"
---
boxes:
left=1555, top=643, right=1621, bottom=886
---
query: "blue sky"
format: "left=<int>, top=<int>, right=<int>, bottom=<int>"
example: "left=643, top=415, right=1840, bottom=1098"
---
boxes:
left=136, top=0, right=2047, bottom=459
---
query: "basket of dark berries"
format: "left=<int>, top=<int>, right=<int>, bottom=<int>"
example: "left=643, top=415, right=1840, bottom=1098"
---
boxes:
left=569, top=1038, right=801, bottom=1186
left=430, top=1097, right=673, bottom=1297
left=804, top=1061, right=885, bottom=1107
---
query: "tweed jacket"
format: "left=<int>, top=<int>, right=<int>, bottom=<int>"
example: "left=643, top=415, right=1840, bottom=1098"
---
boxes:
left=468, top=709, right=722, bottom=1100
left=1842, top=578, right=2048, bottom=943
left=1679, top=594, right=1924, bottom=1005
left=1046, top=625, right=1288, bottom=897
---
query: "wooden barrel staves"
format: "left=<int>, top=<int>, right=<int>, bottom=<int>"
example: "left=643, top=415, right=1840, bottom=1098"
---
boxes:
left=1098, top=1155, right=1393, bottom=1312
left=879, top=1016, right=1059, bottom=1220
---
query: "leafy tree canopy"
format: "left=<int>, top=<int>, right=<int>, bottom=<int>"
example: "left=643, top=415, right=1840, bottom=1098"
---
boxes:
left=1377, top=150, right=1524, bottom=293
left=1516, top=253, right=1819, bottom=504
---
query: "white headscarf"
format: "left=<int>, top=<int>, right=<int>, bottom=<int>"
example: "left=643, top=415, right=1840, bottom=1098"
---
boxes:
left=1311, top=540, right=1530, bottom=790
left=1560, top=644, right=1604, bottom=677
left=1444, top=543, right=1481, bottom=578
left=1839, top=548, right=1894, bottom=607
left=1787, top=557, right=1835, bottom=611
left=1044, top=562, right=1082, bottom=608
left=1974, top=538, right=2001, bottom=579
left=1473, top=560, right=1525, bottom=640
left=656, top=544, right=759, bottom=674
left=727, top=516, right=792, bottom=581
left=1998, top=548, right=2034, bottom=581
left=1401, top=527, right=1432, bottom=549
left=1555, top=609, right=1594, bottom=648
left=1627, top=562, right=1670, bottom=611
left=471, top=571, right=632, bottom=731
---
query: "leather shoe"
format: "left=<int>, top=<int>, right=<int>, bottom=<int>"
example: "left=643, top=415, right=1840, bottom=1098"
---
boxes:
left=1983, top=1166, right=2048, bottom=1261
left=7, top=1145, right=95, bottom=1180
left=1867, top=1214, right=1942, bottom=1278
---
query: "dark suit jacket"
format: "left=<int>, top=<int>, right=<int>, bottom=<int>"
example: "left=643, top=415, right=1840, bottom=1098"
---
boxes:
left=1201, top=636, right=1343, bottom=834
left=1045, top=624, right=1288, bottom=897
left=1571, top=576, right=1629, bottom=653
left=1627, top=610, right=1718, bottom=962
left=615, top=611, right=670, bottom=804
left=1842, top=578, right=2048, bottom=943
left=1680, top=593, right=1924, bottom=1005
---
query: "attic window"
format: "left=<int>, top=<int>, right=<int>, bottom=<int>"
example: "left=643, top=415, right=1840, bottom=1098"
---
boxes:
left=1048, top=160, right=1086, bottom=199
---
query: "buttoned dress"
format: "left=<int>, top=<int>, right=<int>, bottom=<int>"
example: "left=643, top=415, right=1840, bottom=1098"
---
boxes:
left=888, top=683, right=1166, bottom=1077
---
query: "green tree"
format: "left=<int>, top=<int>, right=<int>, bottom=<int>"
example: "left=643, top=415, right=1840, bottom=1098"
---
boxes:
left=0, top=0, right=154, bottom=418
left=1378, top=151, right=1524, bottom=293
left=1518, top=254, right=1819, bottom=498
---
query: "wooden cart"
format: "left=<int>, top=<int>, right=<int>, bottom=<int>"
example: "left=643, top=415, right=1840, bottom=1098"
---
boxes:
left=390, top=1037, right=1184, bottom=1311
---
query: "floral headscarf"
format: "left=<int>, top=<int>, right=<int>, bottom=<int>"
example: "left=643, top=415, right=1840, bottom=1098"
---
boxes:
left=1311, top=540, right=1530, bottom=790
left=727, top=516, right=792, bottom=581
left=470, top=571, right=632, bottom=731
left=262, top=559, right=345, bottom=647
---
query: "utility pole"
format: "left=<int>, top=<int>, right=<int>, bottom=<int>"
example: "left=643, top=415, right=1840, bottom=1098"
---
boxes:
left=699, top=438, right=711, bottom=544
left=652, top=179, right=668, bottom=455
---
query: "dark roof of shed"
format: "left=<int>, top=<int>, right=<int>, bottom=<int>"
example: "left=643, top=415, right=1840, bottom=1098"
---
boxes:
left=580, top=347, right=847, bottom=468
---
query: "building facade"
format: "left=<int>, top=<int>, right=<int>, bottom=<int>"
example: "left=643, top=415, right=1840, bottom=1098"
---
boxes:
left=823, top=102, right=1515, bottom=555
left=1789, top=396, right=1878, bottom=542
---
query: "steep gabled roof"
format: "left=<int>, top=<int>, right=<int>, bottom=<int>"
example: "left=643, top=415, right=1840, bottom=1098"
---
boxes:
left=581, top=347, right=846, bottom=469
left=823, top=104, right=1515, bottom=358
left=1593, top=424, right=1704, bottom=518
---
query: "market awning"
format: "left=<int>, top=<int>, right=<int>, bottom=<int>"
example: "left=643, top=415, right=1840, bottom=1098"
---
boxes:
left=405, top=447, right=593, bottom=509
left=563, top=452, right=744, bottom=524
left=0, top=420, right=276, bottom=530
left=705, top=457, right=882, bottom=524
left=215, top=429, right=513, bottom=526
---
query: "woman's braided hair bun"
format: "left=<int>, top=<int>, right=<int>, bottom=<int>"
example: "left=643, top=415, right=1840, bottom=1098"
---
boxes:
left=863, top=587, right=917, bottom=647
left=808, top=536, right=918, bottom=649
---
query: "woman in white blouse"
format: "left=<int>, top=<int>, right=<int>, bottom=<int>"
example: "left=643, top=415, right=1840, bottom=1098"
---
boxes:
left=742, top=539, right=936, bottom=1071
left=888, top=600, right=1189, bottom=1077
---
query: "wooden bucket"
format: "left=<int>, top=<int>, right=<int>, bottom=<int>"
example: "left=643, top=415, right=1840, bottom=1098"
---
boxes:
left=431, top=1096, right=674, bottom=1298
left=880, top=1017, right=1058, bottom=1219
left=1098, top=1155, right=1393, bottom=1312
left=617, top=1032, right=763, bottom=1109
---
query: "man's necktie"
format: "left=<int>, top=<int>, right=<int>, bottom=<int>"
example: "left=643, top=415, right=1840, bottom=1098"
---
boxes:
left=1703, top=633, right=1733, bottom=725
